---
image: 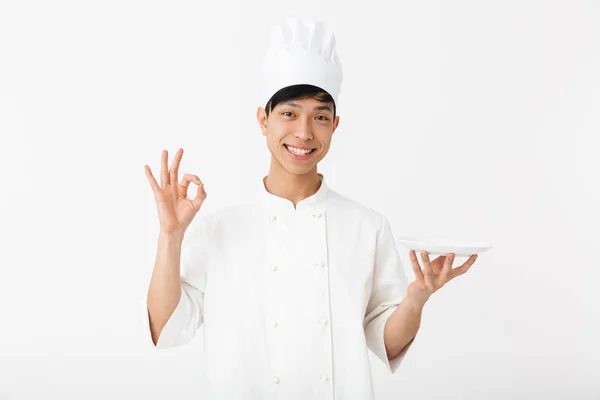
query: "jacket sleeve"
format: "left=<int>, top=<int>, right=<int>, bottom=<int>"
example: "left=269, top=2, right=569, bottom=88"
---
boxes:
left=364, top=214, right=415, bottom=374
left=141, top=214, right=211, bottom=349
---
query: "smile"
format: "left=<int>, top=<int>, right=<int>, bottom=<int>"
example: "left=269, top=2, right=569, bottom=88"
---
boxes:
left=284, top=144, right=316, bottom=160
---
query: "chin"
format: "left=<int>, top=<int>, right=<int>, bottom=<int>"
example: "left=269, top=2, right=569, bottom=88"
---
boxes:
left=285, top=165, right=314, bottom=175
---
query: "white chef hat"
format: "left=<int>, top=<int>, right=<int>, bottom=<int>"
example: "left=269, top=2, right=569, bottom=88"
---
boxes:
left=259, top=17, right=343, bottom=110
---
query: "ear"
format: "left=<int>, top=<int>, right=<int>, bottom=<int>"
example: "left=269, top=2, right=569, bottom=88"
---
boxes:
left=332, top=115, right=340, bottom=133
left=256, top=106, right=268, bottom=136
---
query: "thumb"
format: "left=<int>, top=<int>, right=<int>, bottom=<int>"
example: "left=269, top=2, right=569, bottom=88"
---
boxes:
left=191, top=183, right=207, bottom=212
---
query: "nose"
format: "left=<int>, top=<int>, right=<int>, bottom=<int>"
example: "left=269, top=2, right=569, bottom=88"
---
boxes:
left=294, top=117, right=314, bottom=140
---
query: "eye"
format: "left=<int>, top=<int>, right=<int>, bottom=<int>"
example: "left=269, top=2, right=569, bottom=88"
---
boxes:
left=282, top=111, right=294, bottom=117
left=316, top=115, right=328, bottom=121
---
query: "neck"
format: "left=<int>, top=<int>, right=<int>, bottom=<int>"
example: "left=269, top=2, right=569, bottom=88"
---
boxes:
left=264, top=163, right=322, bottom=209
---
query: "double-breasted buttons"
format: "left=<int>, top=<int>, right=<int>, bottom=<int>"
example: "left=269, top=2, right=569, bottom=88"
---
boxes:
left=264, top=207, right=331, bottom=395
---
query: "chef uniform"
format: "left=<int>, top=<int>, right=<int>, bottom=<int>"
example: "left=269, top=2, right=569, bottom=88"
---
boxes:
left=142, top=17, right=415, bottom=400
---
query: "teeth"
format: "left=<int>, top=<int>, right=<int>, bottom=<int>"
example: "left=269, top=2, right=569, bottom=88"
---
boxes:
left=286, top=145, right=313, bottom=156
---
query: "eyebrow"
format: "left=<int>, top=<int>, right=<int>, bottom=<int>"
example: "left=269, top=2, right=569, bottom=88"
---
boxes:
left=280, top=101, right=333, bottom=113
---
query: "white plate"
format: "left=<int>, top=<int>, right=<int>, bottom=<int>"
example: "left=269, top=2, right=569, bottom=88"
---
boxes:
left=395, top=237, right=492, bottom=257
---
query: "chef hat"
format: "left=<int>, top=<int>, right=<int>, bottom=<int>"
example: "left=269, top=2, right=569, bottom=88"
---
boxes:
left=259, top=17, right=343, bottom=110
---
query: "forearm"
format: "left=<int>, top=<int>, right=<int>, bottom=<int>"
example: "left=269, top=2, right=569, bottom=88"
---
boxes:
left=147, top=231, right=185, bottom=345
left=383, top=295, right=425, bottom=360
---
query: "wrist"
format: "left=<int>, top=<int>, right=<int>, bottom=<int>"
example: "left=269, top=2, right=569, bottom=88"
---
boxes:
left=404, top=291, right=429, bottom=311
left=159, top=229, right=185, bottom=243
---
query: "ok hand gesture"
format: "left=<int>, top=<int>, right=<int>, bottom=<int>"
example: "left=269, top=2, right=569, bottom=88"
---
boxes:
left=144, top=148, right=206, bottom=236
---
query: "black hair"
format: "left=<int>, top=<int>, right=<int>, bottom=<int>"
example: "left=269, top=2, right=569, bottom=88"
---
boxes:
left=265, top=84, right=336, bottom=119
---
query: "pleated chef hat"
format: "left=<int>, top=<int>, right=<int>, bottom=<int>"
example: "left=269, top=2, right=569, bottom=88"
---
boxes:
left=259, top=17, right=343, bottom=110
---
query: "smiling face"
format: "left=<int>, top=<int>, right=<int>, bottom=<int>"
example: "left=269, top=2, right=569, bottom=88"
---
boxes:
left=257, top=96, right=340, bottom=176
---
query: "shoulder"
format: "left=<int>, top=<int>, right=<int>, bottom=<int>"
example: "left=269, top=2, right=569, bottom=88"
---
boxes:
left=326, top=189, right=388, bottom=231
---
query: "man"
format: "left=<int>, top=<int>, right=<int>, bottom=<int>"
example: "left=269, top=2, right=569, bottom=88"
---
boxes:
left=143, top=17, right=478, bottom=399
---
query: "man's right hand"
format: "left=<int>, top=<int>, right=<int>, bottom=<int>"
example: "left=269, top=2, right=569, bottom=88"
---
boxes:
left=144, top=148, right=207, bottom=236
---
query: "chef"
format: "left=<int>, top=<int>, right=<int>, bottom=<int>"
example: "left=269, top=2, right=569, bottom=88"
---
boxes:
left=142, top=16, right=479, bottom=400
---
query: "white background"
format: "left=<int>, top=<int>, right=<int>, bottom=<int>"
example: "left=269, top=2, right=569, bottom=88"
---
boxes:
left=0, top=0, right=598, bottom=399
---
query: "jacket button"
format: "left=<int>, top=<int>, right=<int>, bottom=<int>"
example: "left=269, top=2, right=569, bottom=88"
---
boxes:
left=271, top=264, right=278, bottom=271
left=273, top=320, right=278, bottom=327
left=272, top=376, right=280, bottom=384
left=269, top=215, right=277, bottom=221
left=314, top=262, right=325, bottom=268
left=312, top=211, right=322, bottom=219
left=320, top=374, right=329, bottom=381
left=319, top=318, right=328, bottom=325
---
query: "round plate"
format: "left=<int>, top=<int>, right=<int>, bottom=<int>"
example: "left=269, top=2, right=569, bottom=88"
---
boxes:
left=395, top=237, right=492, bottom=257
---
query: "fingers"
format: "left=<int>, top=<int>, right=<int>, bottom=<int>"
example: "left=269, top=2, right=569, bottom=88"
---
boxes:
left=409, top=250, right=424, bottom=282
left=430, top=255, right=447, bottom=275
left=420, top=251, right=434, bottom=288
left=450, top=254, right=478, bottom=280
left=441, top=253, right=455, bottom=278
left=161, top=149, right=169, bottom=187
left=179, top=174, right=206, bottom=212
left=144, top=165, right=160, bottom=194
left=191, top=181, right=207, bottom=212
left=179, top=173, right=201, bottom=194
left=170, top=148, right=184, bottom=187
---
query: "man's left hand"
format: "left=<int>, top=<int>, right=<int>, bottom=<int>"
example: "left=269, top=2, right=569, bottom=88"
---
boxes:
left=406, top=250, right=479, bottom=306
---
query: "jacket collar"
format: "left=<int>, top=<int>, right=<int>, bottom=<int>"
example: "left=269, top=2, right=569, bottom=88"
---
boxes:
left=257, top=173, right=329, bottom=214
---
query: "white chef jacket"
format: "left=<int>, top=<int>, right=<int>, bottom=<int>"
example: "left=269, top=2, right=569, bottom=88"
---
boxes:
left=142, top=173, right=414, bottom=399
